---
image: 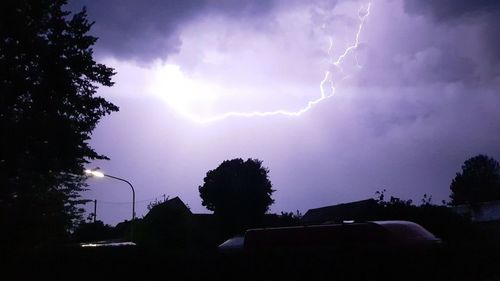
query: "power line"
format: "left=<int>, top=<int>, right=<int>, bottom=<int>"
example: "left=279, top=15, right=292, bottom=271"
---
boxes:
left=84, top=194, right=168, bottom=205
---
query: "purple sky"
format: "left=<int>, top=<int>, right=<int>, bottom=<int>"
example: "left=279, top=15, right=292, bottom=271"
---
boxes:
left=68, top=0, right=500, bottom=225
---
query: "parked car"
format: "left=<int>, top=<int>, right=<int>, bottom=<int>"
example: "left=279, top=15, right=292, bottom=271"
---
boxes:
left=219, top=220, right=440, bottom=255
left=218, top=221, right=442, bottom=279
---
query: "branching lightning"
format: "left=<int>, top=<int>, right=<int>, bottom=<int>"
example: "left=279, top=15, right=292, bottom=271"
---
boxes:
left=174, top=2, right=372, bottom=124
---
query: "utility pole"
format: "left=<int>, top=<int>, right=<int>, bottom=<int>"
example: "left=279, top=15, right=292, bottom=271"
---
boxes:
left=93, top=199, right=97, bottom=223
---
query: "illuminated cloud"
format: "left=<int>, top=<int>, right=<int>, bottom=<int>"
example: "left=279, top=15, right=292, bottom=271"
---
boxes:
left=69, top=0, right=500, bottom=224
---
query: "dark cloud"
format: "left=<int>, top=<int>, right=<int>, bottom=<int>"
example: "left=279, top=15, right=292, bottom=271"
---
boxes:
left=403, top=0, right=500, bottom=83
left=66, top=0, right=276, bottom=62
left=403, top=0, right=500, bottom=20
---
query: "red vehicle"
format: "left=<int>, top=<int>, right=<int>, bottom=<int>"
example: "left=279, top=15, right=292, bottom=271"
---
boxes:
left=218, top=221, right=442, bottom=279
left=219, top=220, right=440, bottom=254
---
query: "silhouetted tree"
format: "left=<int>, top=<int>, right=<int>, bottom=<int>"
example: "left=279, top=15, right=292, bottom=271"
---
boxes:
left=199, top=158, right=275, bottom=234
left=450, top=155, right=500, bottom=205
left=0, top=0, right=118, bottom=247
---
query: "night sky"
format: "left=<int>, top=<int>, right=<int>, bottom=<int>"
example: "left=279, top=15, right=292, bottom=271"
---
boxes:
left=67, top=0, right=500, bottom=225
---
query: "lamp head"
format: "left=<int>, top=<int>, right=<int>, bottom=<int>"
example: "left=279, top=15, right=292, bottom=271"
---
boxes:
left=85, top=169, right=105, bottom=178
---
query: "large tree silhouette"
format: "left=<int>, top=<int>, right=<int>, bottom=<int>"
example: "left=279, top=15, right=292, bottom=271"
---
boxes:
left=0, top=0, right=118, bottom=247
left=450, top=154, right=500, bottom=205
left=199, top=158, right=275, bottom=233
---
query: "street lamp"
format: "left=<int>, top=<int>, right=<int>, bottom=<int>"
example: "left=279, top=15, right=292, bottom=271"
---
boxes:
left=85, top=169, right=136, bottom=239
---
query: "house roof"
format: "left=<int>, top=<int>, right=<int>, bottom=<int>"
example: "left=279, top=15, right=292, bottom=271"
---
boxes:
left=161, top=196, right=192, bottom=213
left=302, top=199, right=379, bottom=224
left=144, top=196, right=192, bottom=220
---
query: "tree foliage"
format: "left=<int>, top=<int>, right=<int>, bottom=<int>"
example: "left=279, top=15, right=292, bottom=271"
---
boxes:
left=0, top=0, right=118, bottom=246
left=199, top=158, right=275, bottom=232
left=450, top=154, right=500, bottom=205
left=373, top=190, right=471, bottom=241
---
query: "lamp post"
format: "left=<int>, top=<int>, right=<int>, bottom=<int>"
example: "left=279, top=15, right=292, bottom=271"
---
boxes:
left=85, top=169, right=136, bottom=240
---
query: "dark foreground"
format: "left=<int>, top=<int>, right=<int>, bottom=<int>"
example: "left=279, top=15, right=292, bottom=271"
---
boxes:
left=4, top=240, right=500, bottom=281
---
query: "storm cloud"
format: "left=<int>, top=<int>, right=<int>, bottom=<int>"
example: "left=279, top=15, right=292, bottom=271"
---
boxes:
left=404, top=0, right=500, bottom=81
left=73, top=0, right=500, bottom=224
left=404, top=0, right=500, bottom=20
left=68, top=0, right=277, bottom=62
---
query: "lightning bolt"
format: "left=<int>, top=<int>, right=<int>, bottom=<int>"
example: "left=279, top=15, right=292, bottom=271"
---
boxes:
left=174, top=2, right=372, bottom=124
